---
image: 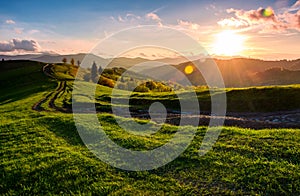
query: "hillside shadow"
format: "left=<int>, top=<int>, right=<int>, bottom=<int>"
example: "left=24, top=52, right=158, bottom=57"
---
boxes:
left=0, top=84, right=55, bottom=105
left=39, top=116, right=84, bottom=146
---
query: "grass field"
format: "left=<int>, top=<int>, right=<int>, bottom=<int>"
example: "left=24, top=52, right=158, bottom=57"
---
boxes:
left=1, top=61, right=300, bottom=195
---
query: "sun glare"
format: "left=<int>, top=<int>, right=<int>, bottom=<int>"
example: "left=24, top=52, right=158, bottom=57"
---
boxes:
left=212, top=30, right=245, bottom=56
left=184, top=65, right=194, bottom=74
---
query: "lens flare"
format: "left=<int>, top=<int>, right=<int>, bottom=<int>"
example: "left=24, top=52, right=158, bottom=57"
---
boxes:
left=184, top=65, right=194, bottom=74
left=262, top=7, right=273, bottom=17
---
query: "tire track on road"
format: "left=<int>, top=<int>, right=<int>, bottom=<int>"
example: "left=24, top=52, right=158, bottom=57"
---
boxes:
left=33, top=64, right=69, bottom=112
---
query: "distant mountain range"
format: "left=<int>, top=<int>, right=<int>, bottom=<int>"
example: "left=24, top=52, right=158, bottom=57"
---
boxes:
left=139, top=58, right=300, bottom=87
left=0, top=53, right=190, bottom=69
left=0, top=53, right=107, bottom=66
left=1, top=53, right=300, bottom=87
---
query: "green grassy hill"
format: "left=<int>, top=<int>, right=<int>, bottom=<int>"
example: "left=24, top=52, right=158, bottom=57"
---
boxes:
left=0, top=60, right=56, bottom=104
left=1, top=60, right=300, bottom=195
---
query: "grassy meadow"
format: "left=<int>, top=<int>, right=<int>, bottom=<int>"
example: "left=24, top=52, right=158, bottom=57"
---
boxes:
left=1, top=61, right=300, bottom=195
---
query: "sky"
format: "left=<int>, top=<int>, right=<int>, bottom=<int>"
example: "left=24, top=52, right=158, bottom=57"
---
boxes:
left=0, top=0, right=299, bottom=60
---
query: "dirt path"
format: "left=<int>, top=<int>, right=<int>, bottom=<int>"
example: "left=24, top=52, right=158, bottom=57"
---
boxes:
left=43, top=64, right=56, bottom=79
left=33, top=64, right=69, bottom=112
left=32, top=91, right=54, bottom=111
left=48, top=81, right=71, bottom=113
left=34, top=64, right=299, bottom=129
left=127, top=109, right=300, bottom=129
left=32, top=81, right=67, bottom=112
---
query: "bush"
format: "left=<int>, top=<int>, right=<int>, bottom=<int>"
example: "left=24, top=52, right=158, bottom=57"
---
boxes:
left=134, top=85, right=150, bottom=92
left=98, top=76, right=115, bottom=88
left=145, top=81, right=157, bottom=90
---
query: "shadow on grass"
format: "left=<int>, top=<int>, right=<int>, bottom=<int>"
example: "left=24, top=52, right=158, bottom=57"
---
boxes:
left=38, top=116, right=85, bottom=146
left=0, top=84, right=56, bottom=105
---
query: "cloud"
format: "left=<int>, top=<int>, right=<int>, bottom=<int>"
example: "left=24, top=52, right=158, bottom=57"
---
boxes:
left=219, top=5, right=300, bottom=32
left=177, top=20, right=200, bottom=30
left=0, top=39, right=41, bottom=52
left=146, top=12, right=161, bottom=22
left=111, top=11, right=163, bottom=27
left=115, top=13, right=142, bottom=23
left=0, top=42, right=14, bottom=52
left=217, top=17, right=249, bottom=27
left=292, top=0, right=300, bottom=8
left=14, top=28, right=23, bottom=34
left=117, top=15, right=125, bottom=22
left=226, top=7, right=277, bottom=24
left=5, top=19, right=15, bottom=24
left=145, top=12, right=163, bottom=26
left=28, top=29, right=40, bottom=34
left=126, top=13, right=141, bottom=20
left=13, top=39, right=40, bottom=51
left=278, top=9, right=300, bottom=30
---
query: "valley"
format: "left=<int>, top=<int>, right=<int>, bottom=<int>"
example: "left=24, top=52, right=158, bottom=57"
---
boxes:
left=1, top=58, right=300, bottom=195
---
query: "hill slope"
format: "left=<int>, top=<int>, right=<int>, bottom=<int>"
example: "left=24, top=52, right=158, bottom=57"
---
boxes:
left=0, top=61, right=300, bottom=195
left=143, top=58, right=300, bottom=87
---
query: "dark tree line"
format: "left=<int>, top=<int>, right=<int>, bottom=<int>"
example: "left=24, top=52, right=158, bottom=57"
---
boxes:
left=61, top=58, right=80, bottom=66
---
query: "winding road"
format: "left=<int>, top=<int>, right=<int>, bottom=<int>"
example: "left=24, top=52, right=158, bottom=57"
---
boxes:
left=33, top=64, right=300, bottom=129
left=32, top=64, right=69, bottom=112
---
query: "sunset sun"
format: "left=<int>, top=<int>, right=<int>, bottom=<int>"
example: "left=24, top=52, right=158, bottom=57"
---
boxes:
left=212, top=30, right=245, bottom=56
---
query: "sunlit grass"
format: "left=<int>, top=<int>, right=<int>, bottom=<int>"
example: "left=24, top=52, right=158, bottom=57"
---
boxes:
left=1, top=61, right=300, bottom=194
left=1, top=90, right=299, bottom=194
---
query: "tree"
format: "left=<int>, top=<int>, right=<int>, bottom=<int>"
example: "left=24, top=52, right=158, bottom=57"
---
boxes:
left=98, top=66, right=103, bottom=74
left=70, top=58, right=75, bottom=65
left=91, top=61, right=98, bottom=83
left=62, top=57, right=67, bottom=64
left=83, top=73, right=90, bottom=82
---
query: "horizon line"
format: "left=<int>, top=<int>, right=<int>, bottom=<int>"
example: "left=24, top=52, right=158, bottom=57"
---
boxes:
left=0, top=52, right=300, bottom=62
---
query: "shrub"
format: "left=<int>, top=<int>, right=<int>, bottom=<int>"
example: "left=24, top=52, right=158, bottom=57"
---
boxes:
left=98, top=76, right=115, bottom=88
left=134, top=85, right=150, bottom=92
